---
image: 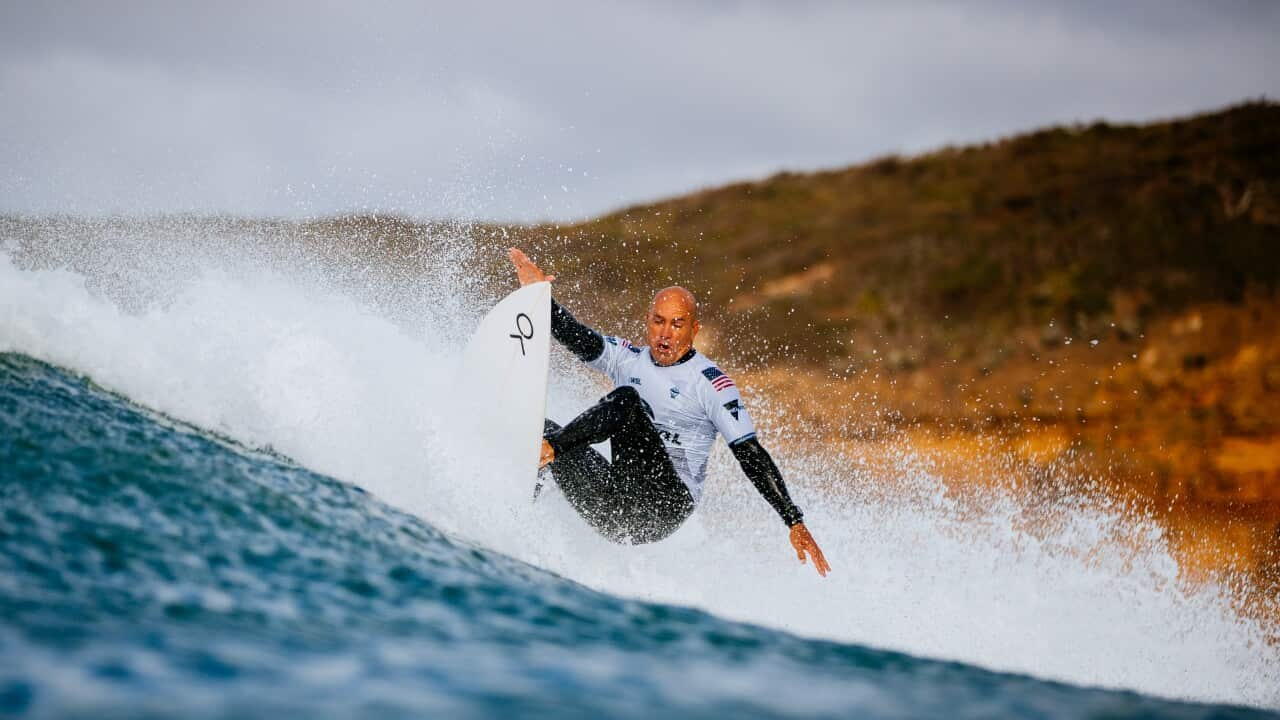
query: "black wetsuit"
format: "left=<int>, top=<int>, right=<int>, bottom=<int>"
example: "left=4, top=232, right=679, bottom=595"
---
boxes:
left=544, top=300, right=804, bottom=544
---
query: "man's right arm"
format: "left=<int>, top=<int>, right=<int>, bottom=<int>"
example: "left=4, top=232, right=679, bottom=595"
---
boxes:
left=551, top=299, right=604, bottom=362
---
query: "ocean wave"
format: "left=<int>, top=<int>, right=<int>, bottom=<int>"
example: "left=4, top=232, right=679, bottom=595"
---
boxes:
left=2, top=219, right=1277, bottom=711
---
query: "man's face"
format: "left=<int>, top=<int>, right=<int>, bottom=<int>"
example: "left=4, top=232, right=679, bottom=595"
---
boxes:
left=646, top=290, right=700, bottom=366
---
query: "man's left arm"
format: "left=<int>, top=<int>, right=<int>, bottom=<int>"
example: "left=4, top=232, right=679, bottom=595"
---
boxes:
left=730, top=436, right=831, bottom=577
left=729, top=436, right=803, bottom=525
left=701, top=370, right=831, bottom=577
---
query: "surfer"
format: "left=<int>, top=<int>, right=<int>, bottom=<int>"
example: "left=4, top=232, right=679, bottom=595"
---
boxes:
left=509, top=248, right=831, bottom=577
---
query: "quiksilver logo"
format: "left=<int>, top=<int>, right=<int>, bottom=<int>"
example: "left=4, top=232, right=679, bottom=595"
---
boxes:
left=722, top=399, right=740, bottom=420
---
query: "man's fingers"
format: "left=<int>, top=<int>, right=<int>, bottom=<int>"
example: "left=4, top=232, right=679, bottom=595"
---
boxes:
left=816, top=552, right=831, bottom=576
left=800, top=538, right=830, bottom=577
left=508, top=247, right=552, bottom=286
left=509, top=248, right=533, bottom=271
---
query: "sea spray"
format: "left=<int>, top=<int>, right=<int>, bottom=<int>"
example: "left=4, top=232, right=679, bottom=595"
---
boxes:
left=2, top=217, right=1277, bottom=710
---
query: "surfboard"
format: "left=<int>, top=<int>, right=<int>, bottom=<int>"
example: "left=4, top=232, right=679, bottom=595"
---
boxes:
left=454, top=281, right=552, bottom=483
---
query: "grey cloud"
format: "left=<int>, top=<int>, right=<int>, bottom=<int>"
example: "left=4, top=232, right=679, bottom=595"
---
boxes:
left=1, top=1, right=1277, bottom=221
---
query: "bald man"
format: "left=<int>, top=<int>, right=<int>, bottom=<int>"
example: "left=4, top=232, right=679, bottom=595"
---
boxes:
left=510, top=248, right=829, bottom=576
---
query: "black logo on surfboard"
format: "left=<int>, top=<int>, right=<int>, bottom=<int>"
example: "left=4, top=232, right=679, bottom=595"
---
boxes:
left=510, top=313, right=534, bottom=355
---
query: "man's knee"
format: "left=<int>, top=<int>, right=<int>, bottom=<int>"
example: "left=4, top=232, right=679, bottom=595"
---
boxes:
left=606, top=385, right=640, bottom=402
left=605, top=385, right=652, bottom=419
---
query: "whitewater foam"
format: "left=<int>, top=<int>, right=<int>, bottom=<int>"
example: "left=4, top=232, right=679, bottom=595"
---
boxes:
left=2, top=220, right=1276, bottom=709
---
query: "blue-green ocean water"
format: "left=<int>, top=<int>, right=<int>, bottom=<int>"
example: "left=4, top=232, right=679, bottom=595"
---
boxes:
left=2, top=351, right=1274, bottom=719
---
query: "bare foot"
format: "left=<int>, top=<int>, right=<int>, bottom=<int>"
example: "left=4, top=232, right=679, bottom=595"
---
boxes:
left=538, top=439, right=555, bottom=468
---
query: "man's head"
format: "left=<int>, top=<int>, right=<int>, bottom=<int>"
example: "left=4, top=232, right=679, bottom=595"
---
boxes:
left=646, top=286, right=700, bottom=366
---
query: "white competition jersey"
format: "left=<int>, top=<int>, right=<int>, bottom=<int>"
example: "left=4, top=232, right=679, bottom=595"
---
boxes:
left=586, top=336, right=756, bottom=501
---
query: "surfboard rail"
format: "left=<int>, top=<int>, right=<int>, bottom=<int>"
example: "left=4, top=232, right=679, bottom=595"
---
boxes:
left=453, top=282, right=552, bottom=482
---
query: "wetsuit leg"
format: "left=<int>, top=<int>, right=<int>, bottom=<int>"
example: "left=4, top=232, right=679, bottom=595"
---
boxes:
left=544, top=387, right=695, bottom=544
left=540, top=418, right=612, bottom=513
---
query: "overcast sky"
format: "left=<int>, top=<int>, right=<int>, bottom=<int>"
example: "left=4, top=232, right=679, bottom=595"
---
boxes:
left=2, top=1, right=1277, bottom=222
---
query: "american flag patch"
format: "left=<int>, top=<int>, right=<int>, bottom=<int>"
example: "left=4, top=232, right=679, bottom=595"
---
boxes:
left=702, top=366, right=735, bottom=392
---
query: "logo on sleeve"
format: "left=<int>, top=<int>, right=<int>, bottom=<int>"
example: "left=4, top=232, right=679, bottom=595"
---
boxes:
left=701, top=366, right=736, bottom=392
left=608, top=336, right=640, bottom=353
left=722, top=399, right=740, bottom=420
left=629, top=377, right=642, bottom=385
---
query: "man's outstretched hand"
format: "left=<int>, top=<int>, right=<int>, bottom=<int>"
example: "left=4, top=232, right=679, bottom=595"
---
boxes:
left=790, top=523, right=831, bottom=577
left=508, top=247, right=556, bottom=286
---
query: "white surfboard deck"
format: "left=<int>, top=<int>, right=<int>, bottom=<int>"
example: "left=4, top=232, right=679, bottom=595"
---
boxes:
left=454, top=281, right=551, bottom=483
